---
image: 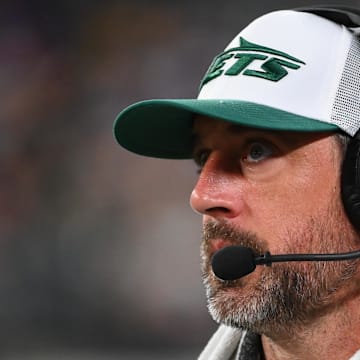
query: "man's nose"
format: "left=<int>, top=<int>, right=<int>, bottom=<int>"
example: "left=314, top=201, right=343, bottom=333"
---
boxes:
left=190, top=152, right=245, bottom=219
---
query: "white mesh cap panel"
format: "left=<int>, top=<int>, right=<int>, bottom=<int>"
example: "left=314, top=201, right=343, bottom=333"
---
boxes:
left=332, top=36, right=360, bottom=136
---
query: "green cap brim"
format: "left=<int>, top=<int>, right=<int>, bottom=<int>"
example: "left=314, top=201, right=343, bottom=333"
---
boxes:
left=113, top=99, right=339, bottom=159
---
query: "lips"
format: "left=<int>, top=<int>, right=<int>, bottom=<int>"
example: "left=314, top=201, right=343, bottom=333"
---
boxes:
left=209, top=238, right=234, bottom=255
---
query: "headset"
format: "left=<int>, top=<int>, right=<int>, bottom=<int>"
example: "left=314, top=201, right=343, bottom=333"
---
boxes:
left=294, top=5, right=360, bottom=231
left=295, top=5, right=360, bottom=27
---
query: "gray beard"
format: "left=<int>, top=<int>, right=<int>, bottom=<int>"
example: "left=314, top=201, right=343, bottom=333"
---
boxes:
left=201, top=217, right=359, bottom=337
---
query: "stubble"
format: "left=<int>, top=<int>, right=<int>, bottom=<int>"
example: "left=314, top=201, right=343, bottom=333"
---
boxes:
left=201, top=206, right=359, bottom=337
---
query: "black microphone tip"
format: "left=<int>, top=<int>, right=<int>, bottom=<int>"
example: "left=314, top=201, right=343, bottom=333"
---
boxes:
left=211, top=246, right=256, bottom=281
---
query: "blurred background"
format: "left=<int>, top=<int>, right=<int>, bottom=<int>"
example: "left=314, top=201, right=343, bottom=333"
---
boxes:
left=1, top=0, right=359, bottom=359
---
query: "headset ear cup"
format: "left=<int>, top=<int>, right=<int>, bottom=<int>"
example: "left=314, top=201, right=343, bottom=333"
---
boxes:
left=341, top=136, right=360, bottom=230
left=295, top=6, right=360, bottom=27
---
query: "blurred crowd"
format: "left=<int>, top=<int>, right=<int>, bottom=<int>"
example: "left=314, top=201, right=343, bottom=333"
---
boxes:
left=0, top=0, right=216, bottom=358
left=1, top=0, right=359, bottom=358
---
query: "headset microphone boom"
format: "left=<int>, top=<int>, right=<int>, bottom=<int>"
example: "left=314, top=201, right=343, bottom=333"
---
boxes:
left=211, top=245, right=360, bottom=281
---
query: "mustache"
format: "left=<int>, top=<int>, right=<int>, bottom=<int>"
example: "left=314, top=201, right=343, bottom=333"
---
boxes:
left=202, top=221, right=267, bottom=256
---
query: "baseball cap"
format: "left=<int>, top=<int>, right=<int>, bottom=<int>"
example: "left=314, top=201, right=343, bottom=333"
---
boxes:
left=113, top=9, right=360, bottom=159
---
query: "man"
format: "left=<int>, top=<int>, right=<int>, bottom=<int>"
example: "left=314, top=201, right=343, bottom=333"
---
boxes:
left=113, top=7, right=360, bottom=359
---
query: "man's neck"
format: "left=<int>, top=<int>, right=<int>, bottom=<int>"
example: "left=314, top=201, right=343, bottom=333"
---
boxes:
left=261, top=292, right=360, bottom=360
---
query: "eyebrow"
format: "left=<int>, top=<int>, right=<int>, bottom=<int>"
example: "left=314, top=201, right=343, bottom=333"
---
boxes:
left=191, top=123, right=245, bottom=157
left=191, top=122, right=311, bottom=157
left=192, top=123, right=255, bottom=146
left=227, top=123, right=247, bottom=133
left=219, top=124, right=308, bottom=147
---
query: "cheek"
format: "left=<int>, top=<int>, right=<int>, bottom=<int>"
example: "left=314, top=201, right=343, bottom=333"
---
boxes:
left=248, top=165, right=341, bottom=242
left=292, top=163, right=340, bottom=215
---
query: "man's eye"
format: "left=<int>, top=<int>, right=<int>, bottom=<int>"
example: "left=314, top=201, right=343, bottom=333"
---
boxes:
left=242, top=142, right=273, bottom=163
left=194, top=150, right=210, bottom=172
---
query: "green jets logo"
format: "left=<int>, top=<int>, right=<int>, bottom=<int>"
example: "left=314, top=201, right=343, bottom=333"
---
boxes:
left=200, top=37, right=305, bottom=88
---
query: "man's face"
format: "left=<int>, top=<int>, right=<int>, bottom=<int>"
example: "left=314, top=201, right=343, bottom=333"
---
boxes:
left=190, top=116, right=359, bottom=336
